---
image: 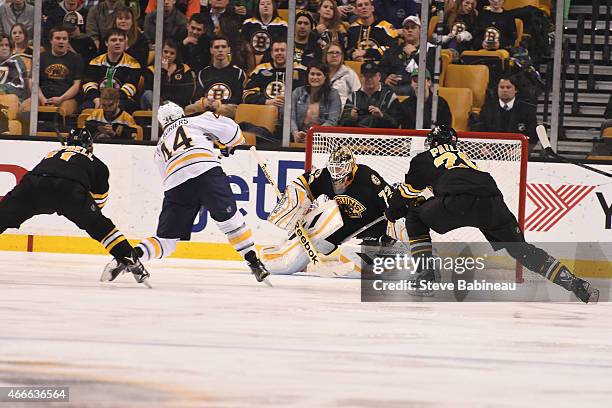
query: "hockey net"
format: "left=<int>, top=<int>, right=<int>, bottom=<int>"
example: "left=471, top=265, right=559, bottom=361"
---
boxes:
left=305, top=127, right=529, bottom=282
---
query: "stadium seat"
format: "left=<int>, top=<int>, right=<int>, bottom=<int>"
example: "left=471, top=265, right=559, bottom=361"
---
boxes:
left=438, top=87, right=473, bottom=131
left=396, top=95, right=409, bottom=103
left=80, top=108, right=95, bottom=117
left=440, top=49, right=453, bottom=85
left=290, top=142, right=305, bottom=149
left=36, top=131, right=68, bottom=138
left=7, top=120, right=21, bottom=135
left=514, top=18, right=524, bottom=48
left=278, top=9, right=289, bottom=21
left=603, top=127, right=612, bottom=138
left=147, top=50, right=155, bottom=65
left=77, top=113, right=88, bottom=129
left=538, top=0, right=551, bottom=15
left=133, top=110, right=153, bottom=140
left=586, top=155, right=612, bottom=161
left=427, top=15, right=439, bottom=41
left=442, top=64, right=488, bottom=113
left=234, top=104, right=278, bottom=146
left=38, top=106, right=67, bottom=130
left=134, top=125, right=144, bottom=141
left=503, top=0, right=539, bottom=11
left=345, top=60, right=363, bottom=75
left=0, top=94, right=19, bottom=120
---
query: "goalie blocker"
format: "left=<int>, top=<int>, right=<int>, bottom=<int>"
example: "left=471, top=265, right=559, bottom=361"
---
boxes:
left=261, top=146, right=406, bottom=276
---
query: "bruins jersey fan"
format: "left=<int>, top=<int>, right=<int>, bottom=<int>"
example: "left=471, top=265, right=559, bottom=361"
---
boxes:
left=347, top=18, right=397, bottom=61
left=195, top=64, right=246, bottom=106
left=243, top=62, right=306, bottom=104
left=385, top=125, right=599, bottom=303
left=82, top=52, right=141, bottom=105
left=0, top=128, right=150, bottom=286
left=241, top=16, right=288, bottom=55
left=474, top=9, right=516, bottom=50
left=85, top=108, right=138, bottom=140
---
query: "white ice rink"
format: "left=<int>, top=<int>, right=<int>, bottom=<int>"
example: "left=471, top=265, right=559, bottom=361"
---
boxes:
left=1, top=251, right=611, bottom=408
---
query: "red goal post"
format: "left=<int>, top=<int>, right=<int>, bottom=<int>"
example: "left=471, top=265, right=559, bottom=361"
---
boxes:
left=306, top=126, right=529, bottom=282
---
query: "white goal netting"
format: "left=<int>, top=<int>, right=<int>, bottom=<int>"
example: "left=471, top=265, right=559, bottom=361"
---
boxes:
left=307, top=129, right=528, bottom=280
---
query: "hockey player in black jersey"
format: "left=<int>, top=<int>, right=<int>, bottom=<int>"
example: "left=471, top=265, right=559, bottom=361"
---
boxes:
left=385, top=125, right=599, bottom=303
left=262, top=146, right=394, bottom=275
left=0, top=128, right=150, bottom=286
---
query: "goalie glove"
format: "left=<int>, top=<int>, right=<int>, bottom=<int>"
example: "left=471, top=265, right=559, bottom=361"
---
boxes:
left=267, top=183, right=312, bottom=231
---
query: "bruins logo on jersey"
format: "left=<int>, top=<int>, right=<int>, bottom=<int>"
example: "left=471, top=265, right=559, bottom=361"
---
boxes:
left=251, top=30, right=272, bottom=53
left=371, top=174, right=381, bottom=185
left=265, top=80, right=285, bottom=98
left=335, top=195, right=366, bottom=218
left=207, top=83, right=232, bottom=101
left=451, top=22, right=467, bottom=36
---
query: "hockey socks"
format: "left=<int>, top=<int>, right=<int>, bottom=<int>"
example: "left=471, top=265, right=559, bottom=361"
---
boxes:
left=216, top=211, right=255, bottom=257
left=135, top=237, right=178, bottom=262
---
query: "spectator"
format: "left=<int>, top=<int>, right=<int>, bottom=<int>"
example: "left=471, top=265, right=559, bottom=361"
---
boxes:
left=243, top=39, right=306, bottom=106
left=21, top=26, right=82, bottom=116
left=397, top=69, right=452, bottom=130
left=218, top=12, right=256, bottom=73
left=206, top=0, right=241, bottom=34
left=0, top=33, right=28, bottom=101
left=82, top=28, right=141, bottom=113
left=145, top=0, right=200, bottom=20
left=143, top=0, right=187, bottom=42
left=472, top=76, right=537, bottom=145
left=314, top=0, right=348, bottom=51
left=474, top=0, right=516, bottom=52
left=11, top=23, right=34, bottom=56
left=0, top=0, right=34, bottom=39
left=66, top=22, right=99, bottom=66
left=441, top=0, right=477, bottom=56
left=113, top=5, right=150, bottom=69
left=185, top=35, right=243, bottom=114
left=339, top=61, right=398, bottom=128
left=602, top=94, right=612, bottom=135
left=294, top=11, right=320, bottom=67
left=141, top=38, right=195, bottom=109
left=323, top=41, right=360, bottom=108
left=86, top=0, right=124, bottom=50
left=346, top=0, right=397, bottom=62
left=379, top=16, right=436, bottom=97
left=233, top=0, right=256, bottom=19
left=372, top=0, right=419, bottom=29
left=241, top=0, right=288, bottom=57
left=291, top=61, right=341, bottom=143
left=43, top=0, right=84, bottom=46
left=176, top=13, right=211, bottom=73
left=86, top=87, right=138, bottom=139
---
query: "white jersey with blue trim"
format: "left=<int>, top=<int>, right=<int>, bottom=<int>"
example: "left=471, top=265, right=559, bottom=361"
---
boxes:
left=154, top=111, right=245, bottom=191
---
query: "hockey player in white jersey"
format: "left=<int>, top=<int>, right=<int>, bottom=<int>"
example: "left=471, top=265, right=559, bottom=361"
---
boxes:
left=102, top=101, right=270, bottom=283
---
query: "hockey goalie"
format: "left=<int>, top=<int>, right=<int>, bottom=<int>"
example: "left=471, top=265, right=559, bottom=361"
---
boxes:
left=260, top=146, right=405, bottom=277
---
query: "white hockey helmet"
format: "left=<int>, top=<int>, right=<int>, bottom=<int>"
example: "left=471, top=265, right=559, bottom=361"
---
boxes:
left=157, top=101, right=184, bottom=128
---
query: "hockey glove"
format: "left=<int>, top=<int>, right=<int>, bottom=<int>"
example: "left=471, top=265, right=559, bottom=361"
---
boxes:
left=218, top=143, right=236, bottom=157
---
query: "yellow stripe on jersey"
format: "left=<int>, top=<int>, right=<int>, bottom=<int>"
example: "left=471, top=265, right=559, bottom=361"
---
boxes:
left=166, top=152, right=215, bottom=176
left=399, top=183, right=422, bottom=198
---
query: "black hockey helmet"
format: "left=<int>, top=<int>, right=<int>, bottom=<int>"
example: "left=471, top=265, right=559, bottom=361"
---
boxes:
left=65, top=127, right=94, bottom=150
left=427, top=125, right=458, bottom=147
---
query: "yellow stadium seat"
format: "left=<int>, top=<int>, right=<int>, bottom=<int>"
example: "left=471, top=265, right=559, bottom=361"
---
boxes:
left=38, top=106, right=67, bottom=129
left=277, top=9, right=289, bottom=21
left=427, top=15, right=439, bottom=41
left=602, top=127, right=612, bottom=138
left=538, top=0, right=551, bottom=15
left=36, top=131, right=68, bottom=138
left=8, top=120, right=21, bottom=135
left=440, top=49, right=453, bottom=86
left=443, top=64, right=489, bottom=113
left=0, top=94, right=20, bottom=120
left=345, top=60, right=363, bottom=75
left=290, top=142, right=306, bottom=149
left=587, top=155, right=612, bottom=161
left=514, top=18, right=524, bottom=48
left=235, top=104, right=278, bottom=146
left=396, top=95, right=409, bottom=103
left=147, top=50, right=155, bottom=65
left=503, top=0, right=539, bottom=11
left=438, top=87, right=473, bottom=131
left=77, top=113, right=89, bottom=129
left=80, top=108, right=95, bottom=117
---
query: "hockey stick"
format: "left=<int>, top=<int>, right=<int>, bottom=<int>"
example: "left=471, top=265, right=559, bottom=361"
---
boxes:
left=250, top=146, right=322, bottom=269
left=536, top=125, right=612, bottom=179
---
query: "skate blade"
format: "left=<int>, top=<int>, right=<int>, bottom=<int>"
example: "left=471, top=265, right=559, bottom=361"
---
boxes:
left=588, top=288, right=599, bottom=304
left=262, top=277, right=273, bottom=287
left=140, top=278, right=153, bottom=289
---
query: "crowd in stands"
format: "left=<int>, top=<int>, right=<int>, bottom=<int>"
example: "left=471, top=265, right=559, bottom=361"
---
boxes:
left=0, top=0, right=582, bottom=153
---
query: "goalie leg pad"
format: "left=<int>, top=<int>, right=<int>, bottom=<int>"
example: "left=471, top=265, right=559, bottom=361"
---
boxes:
left=136, top=236, right=178, bottom=261
left=259, top=239, right=311, bottom=275
left=216, top=211, right=255, bottom=257
left=301, top=199, right=344, bottom=255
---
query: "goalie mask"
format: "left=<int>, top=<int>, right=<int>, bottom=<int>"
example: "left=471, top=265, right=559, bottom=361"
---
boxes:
left=427, top=125, right=458, bottom=148
left=327, top=146, right=356, bottom=193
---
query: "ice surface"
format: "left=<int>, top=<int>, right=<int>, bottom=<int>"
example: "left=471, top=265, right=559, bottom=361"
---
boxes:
left=1, top=251, right=611, bottom=407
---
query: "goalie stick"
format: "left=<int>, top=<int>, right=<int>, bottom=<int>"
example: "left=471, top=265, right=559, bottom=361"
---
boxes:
left=250, top=146, right=323, bottom=269
left=536, top=125, right=612, bottom=179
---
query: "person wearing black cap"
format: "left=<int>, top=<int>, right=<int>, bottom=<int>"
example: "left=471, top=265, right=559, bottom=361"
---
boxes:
left=397, top=69, right=452, bottom=130
left=339, top=61, right=399, bottom=128
left=293, top=11, right=321, bottom=67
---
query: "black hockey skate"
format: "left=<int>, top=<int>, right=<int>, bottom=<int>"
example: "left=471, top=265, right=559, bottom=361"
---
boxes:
left=245, top=251, right=271, bottom=284
left=572, top=278, right=599, bottom=304
left=101, top=251, right=151, bottom=288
